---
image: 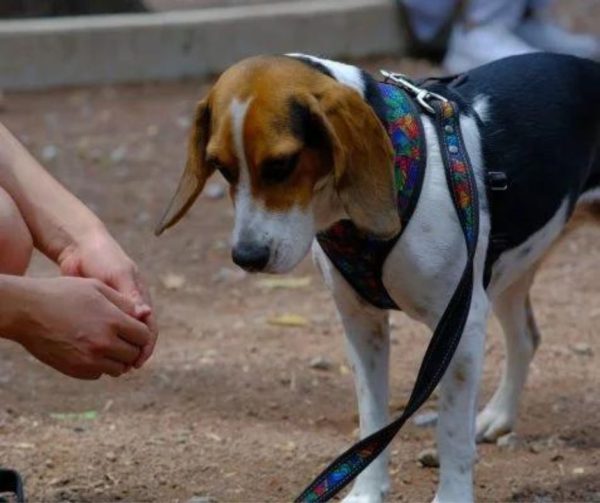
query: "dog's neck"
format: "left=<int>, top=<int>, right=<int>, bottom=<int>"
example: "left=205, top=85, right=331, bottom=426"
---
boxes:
left=286, top=53, right=389, bottom=126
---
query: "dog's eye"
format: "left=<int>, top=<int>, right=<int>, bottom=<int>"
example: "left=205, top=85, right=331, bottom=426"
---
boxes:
left=261, top=154, right=299, bottom=184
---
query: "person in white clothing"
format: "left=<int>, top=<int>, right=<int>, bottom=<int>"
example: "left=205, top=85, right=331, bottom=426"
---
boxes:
left=402, top=0, right=600, bottom=73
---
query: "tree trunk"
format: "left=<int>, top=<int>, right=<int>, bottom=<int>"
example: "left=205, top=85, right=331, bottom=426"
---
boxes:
left=0, top=0, right=149, bottom=18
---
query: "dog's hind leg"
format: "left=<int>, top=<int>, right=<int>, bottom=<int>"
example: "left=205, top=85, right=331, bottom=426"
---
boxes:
left=476, top=269, right=540, bottom=442
left=312, top=244, right=391, bottom=503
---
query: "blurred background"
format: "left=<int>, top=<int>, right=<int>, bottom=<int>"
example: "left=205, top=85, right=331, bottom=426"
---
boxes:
left=0, top=1, right=599, bottom=502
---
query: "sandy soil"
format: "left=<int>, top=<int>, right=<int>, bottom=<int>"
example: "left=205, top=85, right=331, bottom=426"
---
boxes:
left=0, top=52, right=599, bottom=503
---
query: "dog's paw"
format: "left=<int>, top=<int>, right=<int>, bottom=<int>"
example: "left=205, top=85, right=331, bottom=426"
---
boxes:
left=433, top=488, right=474, bottom=503
left=475, top=406, right=515, bottom=443
left=342, top=489, right=385, bottom=503
left=342, top=481, right=388, bottom=503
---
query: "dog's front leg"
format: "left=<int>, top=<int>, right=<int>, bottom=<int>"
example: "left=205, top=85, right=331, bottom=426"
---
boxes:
left=435, top=291, right=489, bottom=503
left=338, top=302, right=390, bottom=503
left=313, top=245, right=390, bottom=503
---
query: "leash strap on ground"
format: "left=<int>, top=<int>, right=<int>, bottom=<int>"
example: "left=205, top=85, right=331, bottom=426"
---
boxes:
left=0, top=469, right=25, bottom=503
left=294, top=98, right=480, bottom=503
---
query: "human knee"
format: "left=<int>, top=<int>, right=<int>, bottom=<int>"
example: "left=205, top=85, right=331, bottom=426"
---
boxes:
left=0, top=188, right=33, bottom=275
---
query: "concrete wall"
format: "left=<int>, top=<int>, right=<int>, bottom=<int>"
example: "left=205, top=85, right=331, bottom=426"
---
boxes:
left=0, top=0, right=405, bottom=90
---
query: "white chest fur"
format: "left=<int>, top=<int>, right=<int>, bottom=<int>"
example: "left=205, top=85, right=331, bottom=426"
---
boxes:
left=382, top=110, right=490, bottom=328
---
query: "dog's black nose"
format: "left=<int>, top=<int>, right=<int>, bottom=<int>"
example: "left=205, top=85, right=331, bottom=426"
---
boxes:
left=232, top=242, right=270, bottom=271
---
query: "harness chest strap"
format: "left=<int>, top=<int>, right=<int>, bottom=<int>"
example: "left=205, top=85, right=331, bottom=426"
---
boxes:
left=296, top=93, right=480, bottom=502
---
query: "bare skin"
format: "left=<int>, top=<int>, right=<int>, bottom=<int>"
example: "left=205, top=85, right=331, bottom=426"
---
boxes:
left=0, top=121, right=157, bottom=380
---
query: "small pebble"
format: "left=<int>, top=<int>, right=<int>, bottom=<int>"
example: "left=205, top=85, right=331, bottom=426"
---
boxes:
left=161, top=273, right=186, bottom=290
left=187, top=497, right=215, bottom=503
left=50, top=476, right=71, bottom=487
left=146, top=125, right=159, bottom=137
left=204, top=182, right=226, bottom=200
left=497, top=432, right=519, bottom=449
left=417, top=447, right=439, bottom=468
left=105, top=451, right=117, bottom=462
left=571, top=343, right=593, bottom=356
left=529, top=441, right=543, bottom=454
left=212, top=267, right=246, bottom=283
left=135, top=211, right=151, bottom=225
left=177, top=116, right=192, bottom=129
left=110, top=145, right=127, bottom=164
left=309, top=356, right=332, bottom=371
left=41, top=144, right=59, bottom=162
left=413, top=410, right=438, bottom=428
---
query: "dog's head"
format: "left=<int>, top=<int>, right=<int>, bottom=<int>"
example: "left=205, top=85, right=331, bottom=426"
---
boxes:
left=155, top=55, right=399, bottom=273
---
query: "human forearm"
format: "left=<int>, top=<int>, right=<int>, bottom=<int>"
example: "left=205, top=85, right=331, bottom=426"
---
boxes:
left=0, top=121, right=158, bottom=368
left=0, top=121, right=105, bottom=261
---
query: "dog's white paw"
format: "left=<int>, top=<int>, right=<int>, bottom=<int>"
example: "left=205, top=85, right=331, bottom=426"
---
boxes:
left=433, top=488, right=474, bottom=503
left=342, top=481, right=388, bottom=503
left=342, top=490, right=385, bottom=503
left=475, top=405, right=515, bottom=442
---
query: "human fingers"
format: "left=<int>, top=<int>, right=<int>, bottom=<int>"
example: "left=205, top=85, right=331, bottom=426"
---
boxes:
left=111, top=264, right=153, bottom=314
left=94, top=280, right=141, bottom=317
left=97, top=358, right=128, bottom=378
left=102, top=334, right=142, bottom=365
left=112, top=307, right=153, bottom=348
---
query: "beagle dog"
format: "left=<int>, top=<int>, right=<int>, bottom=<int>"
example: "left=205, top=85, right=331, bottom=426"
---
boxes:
left=156, top=53, right=600, bottom=502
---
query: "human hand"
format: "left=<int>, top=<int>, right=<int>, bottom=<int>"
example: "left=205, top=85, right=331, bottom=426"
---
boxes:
left=7, top=276, right=154, bottom=380
left=57, top=225, right=158, bottom=367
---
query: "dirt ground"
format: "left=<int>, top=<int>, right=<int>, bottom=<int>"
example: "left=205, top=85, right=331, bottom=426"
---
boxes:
left=1, top=48, right=600, bottom=503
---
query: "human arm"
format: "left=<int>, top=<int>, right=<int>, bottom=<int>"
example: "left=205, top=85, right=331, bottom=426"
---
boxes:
left=0, top=121, right=157, bottom=367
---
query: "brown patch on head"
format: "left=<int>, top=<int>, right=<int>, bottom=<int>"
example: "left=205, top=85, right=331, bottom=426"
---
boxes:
left=242, top=90, right=330, bottom=211
left=157, top=55, right=400, bottom=238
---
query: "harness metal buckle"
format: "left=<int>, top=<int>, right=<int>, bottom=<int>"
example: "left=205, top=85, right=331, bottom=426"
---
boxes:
left=380, top=70, right=448, bottom=114
left=488, top=171, right=509, bottom=191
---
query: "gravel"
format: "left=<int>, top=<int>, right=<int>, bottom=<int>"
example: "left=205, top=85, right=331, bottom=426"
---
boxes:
left=417, top=448, right=439, bottom=468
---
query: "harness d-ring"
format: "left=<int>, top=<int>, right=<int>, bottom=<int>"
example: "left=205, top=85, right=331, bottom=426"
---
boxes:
left=380, top=70, right=448, bottom=114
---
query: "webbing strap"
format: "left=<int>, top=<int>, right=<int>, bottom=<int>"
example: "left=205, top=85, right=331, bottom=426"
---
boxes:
left=295, top=100, right=479, bottom=503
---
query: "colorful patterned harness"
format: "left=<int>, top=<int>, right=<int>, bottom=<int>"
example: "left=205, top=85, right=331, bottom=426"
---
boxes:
left=315, top=82, right=426, bottom=309
left=296, top=74, right=480, bottom=502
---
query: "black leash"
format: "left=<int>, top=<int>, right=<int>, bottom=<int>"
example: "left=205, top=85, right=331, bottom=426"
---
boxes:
left=295, top=79, right=480, bottom=502
left=0, top=469, right=25, bottom=503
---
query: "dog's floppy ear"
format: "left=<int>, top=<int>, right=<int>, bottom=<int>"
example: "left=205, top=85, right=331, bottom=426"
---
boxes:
left=306, top=85, right=400, bottom=238
left=155, top=98, right=213, bottom=236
